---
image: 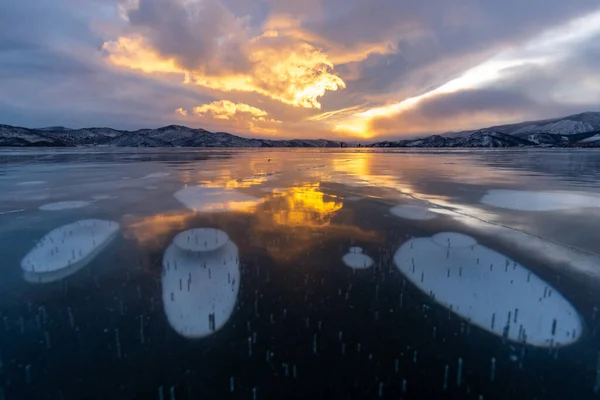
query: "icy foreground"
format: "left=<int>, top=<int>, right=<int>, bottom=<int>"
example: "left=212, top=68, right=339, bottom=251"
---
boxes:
left=394, top=233, right=581, bottom=347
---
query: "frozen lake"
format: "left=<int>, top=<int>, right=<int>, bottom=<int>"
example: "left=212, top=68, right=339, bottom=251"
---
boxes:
left=0, top=148, right=600, bottom=399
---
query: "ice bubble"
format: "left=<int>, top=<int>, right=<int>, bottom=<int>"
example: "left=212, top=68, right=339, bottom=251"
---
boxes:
left=39, top=201, right=90, bottom=211
left=390, top=205, right=437, bottom=220
left=174, top=228, right=230, bottom=253
left=20, top=219, right=120, bottom=282
left=342, top=248, right=374, bottom=269
left=174, top=186, right=261, bottom=213
left=162, top=238, right=240, bottom=338
left=394, top=232, right=582, bottom=347
left=481, top=190, right=600, bottom=211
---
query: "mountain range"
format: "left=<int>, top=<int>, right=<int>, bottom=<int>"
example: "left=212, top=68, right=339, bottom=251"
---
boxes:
left=1, top=111, right=600, bottom=148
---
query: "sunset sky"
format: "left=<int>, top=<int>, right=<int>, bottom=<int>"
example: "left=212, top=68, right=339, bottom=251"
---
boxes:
left=1, top=0, right=600, bottom=139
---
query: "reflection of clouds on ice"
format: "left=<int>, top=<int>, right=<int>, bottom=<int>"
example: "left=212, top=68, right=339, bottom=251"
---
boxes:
left=39, top=201, right=90, bottom=211
left=390, top=205, right=438, bottom=220
left=143, top=172, right=171, bottom=179
left=17, top=181, right=47, bottom=186
left=21, top=219, right=120, bottom=283
left=162, top=237, right=240, bottom=339
left=481, top=190, right=600, bottom=211
left=342, top=247, right=374, bottom=269
left=174, top=186, right=262, bottom=213
left=174, top=228, right=229, bottom=253
left=394, top=233, right=581, bottom=347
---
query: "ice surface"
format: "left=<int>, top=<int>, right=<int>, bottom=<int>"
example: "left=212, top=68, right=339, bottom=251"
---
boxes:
left=481, top=190, right=600, bottom=211
left=39, top=201, right=90, bottom=211
left=174, top=228, right=229, bottom=252
left=394, top=233, right=581, bottom=347
left=20, top=219, right=120, bottom=279
left=162, top=238, right=240, bottom=338
left=390, top=205, right=438, bottom=220
left=174, top=186, right=262, bottom=213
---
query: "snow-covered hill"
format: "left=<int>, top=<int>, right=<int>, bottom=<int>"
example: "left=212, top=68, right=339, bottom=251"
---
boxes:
left=0, top=124, right=344, bottom=148
left=2, top=111, right=599, bottom=148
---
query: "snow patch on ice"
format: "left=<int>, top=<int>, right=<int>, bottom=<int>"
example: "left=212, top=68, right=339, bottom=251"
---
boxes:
left=174, top=186, right=261, bottom=213
left=162, top=239, right=240, bottom=338
left=394, top=233, right=581, bottom=347
left=481, top=190, right=600, bottom=211
left=390, top=205, right=437, bottom=220
left=20, top=219, right=120, bottom=280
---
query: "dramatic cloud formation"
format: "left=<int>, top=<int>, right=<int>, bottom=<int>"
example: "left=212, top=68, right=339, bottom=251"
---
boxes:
left=1, top=0, right=599, bottom=138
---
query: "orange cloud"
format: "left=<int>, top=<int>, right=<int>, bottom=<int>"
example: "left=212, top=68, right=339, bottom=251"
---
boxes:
left=103, top=32, right=346, bottom=109
left=178, top=100, right=282, bottom=135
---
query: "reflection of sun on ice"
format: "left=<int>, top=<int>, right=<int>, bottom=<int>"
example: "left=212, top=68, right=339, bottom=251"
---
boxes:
left=269, top=184, right=343, bottom=227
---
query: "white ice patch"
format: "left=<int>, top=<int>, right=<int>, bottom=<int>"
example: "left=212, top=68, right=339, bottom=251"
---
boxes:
left=20, top=219, right=120, bottom=281
left=91, top=195, right=115, bottom=201
left=342, top=247, right=374, bottom=269
left=162, top=239, right=240, bottom=339
left=481, top=190, right=600, bottom=211
left=0, top=209, right=25, bottom=215
left=39, top=201, right=90, bottom=211
left=174, top=186, right=261, bottom=213
left=390, top=205, right=437, bottom=220
left=143, top=172, right=170, bottom=179
left=394, top=233, right=581, bottom=347
left=174, top=228, right=229, bottom=253
left=17, top=181, right=47, bottom=186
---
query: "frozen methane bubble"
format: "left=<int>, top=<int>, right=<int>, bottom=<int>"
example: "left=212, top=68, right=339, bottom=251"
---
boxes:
left=162, top=238, right=240, bottom=338
left=39, top=201, right=90, bottom=211
left=394, top=232, right=582, bottom=347
left=431, top=232, right=477, bottom=248
left=342, top=247, right=374, bottom=269
left=390, top=205, right=437, bottom=220
left=174, top=186, right=262, bottom=213
left=174, top=228, right=230, bottom=253
left=481, top=189, right=600, bottom=211
left=20, top=219, right=120, bottom=282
